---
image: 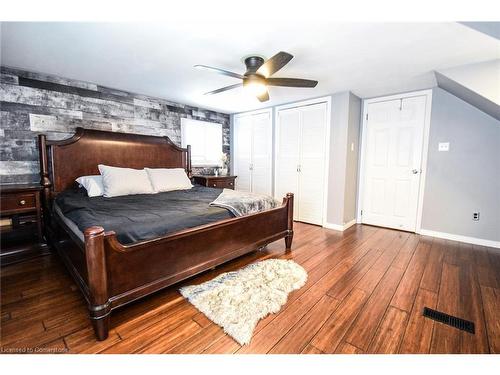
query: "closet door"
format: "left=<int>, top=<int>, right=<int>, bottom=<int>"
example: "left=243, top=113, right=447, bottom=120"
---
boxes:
left=275, top=108, right=301, bottom=219
left=251, top=112, right=272, bottom=195
left=233, top=116, right=252, bottom=192
left=297, top=103, right=327, bottom=225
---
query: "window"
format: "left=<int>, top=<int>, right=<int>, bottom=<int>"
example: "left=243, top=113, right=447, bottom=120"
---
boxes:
left=181, top=118, right=223, bottom=166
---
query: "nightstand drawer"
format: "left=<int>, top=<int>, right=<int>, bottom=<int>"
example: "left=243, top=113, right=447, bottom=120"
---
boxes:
left=192, top=175, right=237, bottom=190
left=208, top=180, right=234, bottom=189
left=1, top=192, right=37, bottom=214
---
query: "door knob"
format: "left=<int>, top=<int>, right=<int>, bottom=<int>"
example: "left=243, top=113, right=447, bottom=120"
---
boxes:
left=412, top=169, right=420, bottom=174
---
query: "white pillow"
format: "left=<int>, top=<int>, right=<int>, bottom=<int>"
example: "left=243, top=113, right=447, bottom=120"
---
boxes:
left=98, top=165, right=155, bottom=197
left=145, top=168, right=193, bottom=192
left=75, top=175, right=104, bottom=197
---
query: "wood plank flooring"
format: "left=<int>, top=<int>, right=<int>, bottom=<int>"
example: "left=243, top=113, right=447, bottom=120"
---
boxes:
left=1, top=223, right=499, bottom=354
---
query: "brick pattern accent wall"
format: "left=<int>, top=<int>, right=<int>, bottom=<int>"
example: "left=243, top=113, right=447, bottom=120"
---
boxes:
left=0, top=66, right=230, bottom=184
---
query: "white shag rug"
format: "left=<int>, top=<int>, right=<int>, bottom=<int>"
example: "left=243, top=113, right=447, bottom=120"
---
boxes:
left=179, top=259, right=307, bottom=345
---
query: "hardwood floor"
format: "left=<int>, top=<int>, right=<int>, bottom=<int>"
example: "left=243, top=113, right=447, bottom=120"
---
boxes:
left=1, top=223, right=499, bottom=354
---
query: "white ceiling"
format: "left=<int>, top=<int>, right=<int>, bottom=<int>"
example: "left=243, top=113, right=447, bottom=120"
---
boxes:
left=1, top=21, right=499, bottom=114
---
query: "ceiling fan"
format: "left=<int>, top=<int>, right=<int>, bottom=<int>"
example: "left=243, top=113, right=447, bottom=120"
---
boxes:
left=194, top=51, right=318, bottom=102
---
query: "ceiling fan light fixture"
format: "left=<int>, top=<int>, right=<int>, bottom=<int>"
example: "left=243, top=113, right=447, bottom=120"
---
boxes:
left=243, top=75, right=267, bottom=97
left=244, top=81, right=267, bottom=96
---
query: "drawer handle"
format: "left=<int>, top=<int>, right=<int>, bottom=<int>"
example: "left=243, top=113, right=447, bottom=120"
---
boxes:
left=229, top=182, right=233, bottom=185
left=18, top=199, right=26, bottom=206
left=213, top=184, right=217, bottom=187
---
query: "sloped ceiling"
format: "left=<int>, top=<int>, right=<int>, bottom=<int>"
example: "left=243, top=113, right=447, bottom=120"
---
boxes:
left=460, top=22, right=500, bottom=40
left=1, top=22, right=499, bottom=113
left=435, top=59, right=500, bottom=120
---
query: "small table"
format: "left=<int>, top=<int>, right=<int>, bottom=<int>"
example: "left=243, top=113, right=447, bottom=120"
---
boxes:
left=0, top=184, right=49, bottom=265
left=192, top=175, right=237, bottom=190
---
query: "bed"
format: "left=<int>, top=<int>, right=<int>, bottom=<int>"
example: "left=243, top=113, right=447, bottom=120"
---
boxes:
left=38, top=127, right=294, bottom=341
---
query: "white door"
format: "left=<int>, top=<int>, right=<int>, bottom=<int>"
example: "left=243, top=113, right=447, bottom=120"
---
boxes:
left=275, top=108, right=301, bottom=218
left=298, top=103, right=327, bottom=225
left=251, top=112, right=272, bottom=195
left=361, top=96, right=426, bottom=231
left=233, top=110, right=272, bottom=194
left=275, top=102, right=328, bottom=225
left=233, top=116, right=252, bottom=192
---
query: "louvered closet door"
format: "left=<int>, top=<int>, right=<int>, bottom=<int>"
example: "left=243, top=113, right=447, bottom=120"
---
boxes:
left=251, top=112, right=272, bottom=195
left=233, top=116, right=252, bottom=192
left=275, top=108, right=301, bottom=219
left=297, top=103, right=327, bottom=225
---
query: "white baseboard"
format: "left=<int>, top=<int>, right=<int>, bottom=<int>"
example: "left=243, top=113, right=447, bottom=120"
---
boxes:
left=419, top=229, right=500, bottom=249
left=324, top=219, right=357, bottom=232
left=324, top=223, right=344, bottom=231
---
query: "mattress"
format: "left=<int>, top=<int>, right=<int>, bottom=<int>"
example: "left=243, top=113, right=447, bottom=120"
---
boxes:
left=54, top=185, right=234, bottom=245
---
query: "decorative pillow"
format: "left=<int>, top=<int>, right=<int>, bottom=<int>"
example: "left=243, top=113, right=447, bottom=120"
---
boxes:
left=75, top=175, right=104, bottom=197
left=145, top=168, right=193, bottom=192
left=98, top=165, right=155, bottom=197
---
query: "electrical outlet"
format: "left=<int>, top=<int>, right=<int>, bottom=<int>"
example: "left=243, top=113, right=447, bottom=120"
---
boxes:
left=438, top=142, right=450, bottom=152
left=472, top=212, right=480, bottom=221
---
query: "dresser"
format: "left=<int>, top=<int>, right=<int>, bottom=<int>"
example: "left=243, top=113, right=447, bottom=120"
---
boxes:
left=0, top=184, right=49, bottom=265
left=192, top=175, right=237, bottom=190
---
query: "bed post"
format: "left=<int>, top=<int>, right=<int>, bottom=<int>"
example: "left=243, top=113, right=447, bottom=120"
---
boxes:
left=84, top=226, right=110, bottom=341
left=186, top=144, right=192, bottom=178
left=38, top=134, right=52, bottom=231
left=285, top=193, right=294, bottom=251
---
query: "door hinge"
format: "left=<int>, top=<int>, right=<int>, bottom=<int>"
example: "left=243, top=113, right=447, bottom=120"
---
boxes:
left=360, top=210, right=363, bottom=216
left=365, top=113, right=368, bottom=121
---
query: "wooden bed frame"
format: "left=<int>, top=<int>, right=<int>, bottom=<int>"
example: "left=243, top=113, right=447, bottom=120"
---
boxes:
left=38, top=127, right=294, bottom=341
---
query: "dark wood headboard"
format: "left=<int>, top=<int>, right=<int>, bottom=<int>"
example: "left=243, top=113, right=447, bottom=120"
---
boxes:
left=38, top=127, right=191, bottom=194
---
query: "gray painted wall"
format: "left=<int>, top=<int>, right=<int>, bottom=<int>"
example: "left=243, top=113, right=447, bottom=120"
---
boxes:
left=327, top=92, right=349, bottom=225
left=0, top=66, right=230, bottom=184
left=421, top=87, right=500, bottom=241
left=343, top=93, right=362, bottom=223
left=326, top=91, right=361, bottom=226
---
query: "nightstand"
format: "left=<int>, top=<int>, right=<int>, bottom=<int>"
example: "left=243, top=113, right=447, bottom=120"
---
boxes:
left=192, top=175, right=237, bottom=190
left=0, top=184, right=49, bottom=266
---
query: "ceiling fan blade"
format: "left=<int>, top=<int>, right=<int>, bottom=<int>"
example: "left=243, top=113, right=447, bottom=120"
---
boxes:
left=203, top=83, right=243, bottom=95
left=266, top=78, right=318, bottom=88
left=194, top=65, right=244, bottom=80
left=257, top=90, right=269, bottom=102
left=256, top=51, right=293, bottom=77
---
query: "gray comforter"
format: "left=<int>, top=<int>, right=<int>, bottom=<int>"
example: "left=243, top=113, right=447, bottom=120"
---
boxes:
left=55, top=186, right=234, bottom=244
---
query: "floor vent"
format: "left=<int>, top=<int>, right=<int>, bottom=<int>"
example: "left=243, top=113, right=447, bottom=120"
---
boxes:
left=422, top=307, right=475, bottom=334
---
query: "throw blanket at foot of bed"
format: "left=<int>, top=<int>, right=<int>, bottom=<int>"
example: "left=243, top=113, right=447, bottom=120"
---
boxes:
left=209, top=188, right=280, bottom=217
